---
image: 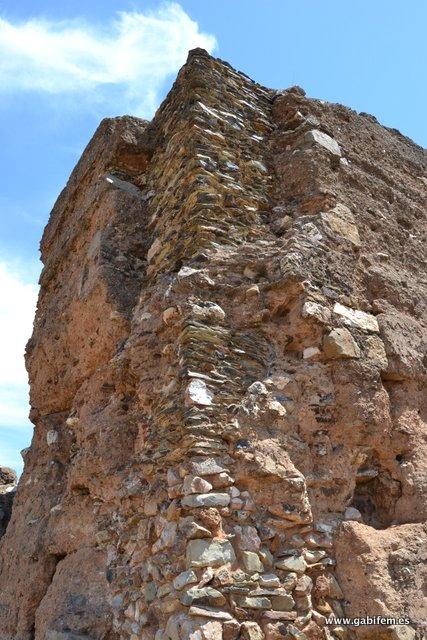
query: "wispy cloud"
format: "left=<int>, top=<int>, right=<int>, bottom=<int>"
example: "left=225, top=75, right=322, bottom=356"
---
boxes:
left=0, top=3, right=217, bottom=115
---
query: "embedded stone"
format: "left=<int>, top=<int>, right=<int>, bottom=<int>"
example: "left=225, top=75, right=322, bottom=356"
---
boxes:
left=303, top=549, right=326, bottom=564
left=152, top=521, right=177, bottom=553
left=365, top=335, right=388, bottom=370
left=389, top=626, right=416, bottom=640
left=199, top=621, right=224, bottom=640
left=344, top=506, right=363, bottom=521
left=182, top=493, right=231, bottom=508
left=188, top=606, right=234, bottom=620
left=323, top=328, right=360, bottom=359
left=263, top=611, right=297, bottom=621
left=240, top=621, right=264, bottom=640
left=190, top=458, right=228, bottom=476
left=143, top=499, right=158, bottom=516
left=181, top=586, right=226, bottom=607
left=145, top=582, right=157, bottom=603
left=199, top=566, right=215, bottom=587
left=237, top=596, right=271, bottom=609
left=167, top=468, right=181, bottom=486
left=299, top=129, right=341, bottom=157
left=186, top=380, right=214, bottom=406
left=235, top=525, right=261, bottom=551
left=242, top=551, right=264, bottom=573
left=147, top=238, right=161, bottom=262
left=320, top=204, right=361, bottom=247
left=183, top=476, right=214, bottom=495
left=247, top=381, right=268, bottom=396
left=186, top=539, right=236, bottom=568
left=46, top=430, right=58, bottom=445
left=163, top=306, right=180, bottom=325
left=301, top=301, right=331, bottom=324
left=303, top=347, right=321, bottom=360
left=333, top=302, right=379, bottom=332
left=275, top=556, right=307, bottom=574
left=294, top=575, right=313, bottom=595
left=223, top=620, right=241, bottom=640
left=192, top=302, right=226, bottom=323
left=270, top=593, right=295, bottom=611
left=173, top=569, right=198, bottom=590
left=179, top=518, right=212, bottom=539
left=259, top=574, right=280, bottom=588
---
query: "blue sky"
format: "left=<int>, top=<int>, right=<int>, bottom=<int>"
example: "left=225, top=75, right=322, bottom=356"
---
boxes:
left=0, top=0, right=426, bottom=474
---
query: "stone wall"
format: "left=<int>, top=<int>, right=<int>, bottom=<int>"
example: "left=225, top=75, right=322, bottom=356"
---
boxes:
left=0, top=50, right=425, bottom=640
left=0, top=467, right=16, bottom=538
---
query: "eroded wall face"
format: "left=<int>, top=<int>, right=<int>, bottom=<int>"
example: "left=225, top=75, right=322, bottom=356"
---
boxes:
left=0, top=50, right=425, bottom=640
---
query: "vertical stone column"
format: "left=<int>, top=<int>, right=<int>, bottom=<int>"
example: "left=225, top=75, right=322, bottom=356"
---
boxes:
left=105, top=51, right=323, bottom=640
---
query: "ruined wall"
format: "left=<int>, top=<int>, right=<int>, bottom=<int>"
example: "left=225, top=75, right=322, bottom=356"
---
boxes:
left=0, top=49, right=425, bottom=640
left=0, top=468, right=16, bottom=538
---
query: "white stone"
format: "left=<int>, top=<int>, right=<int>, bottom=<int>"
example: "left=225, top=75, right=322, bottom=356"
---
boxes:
left=242, top=551, right=264, bottom=573
left=198, top=567, right=214, bottom=587
left=275, top=555, right=307, bottom=574
left=333, top=302, right=379, bottom=332
left=182, top=493, right=230, bottom=508
left=183, top=475, right=213, bottom=495
left=302, top=301, right=331, bottom=324
left=178, top=266, right=200, bottom=278
left=304, top=549, right=326, bottom=563
left=186, top=539, right=236, bottom=568
left=200, top=621, right=224, bottom=640
left=46, top=430, right=58, bottom=445
left=267, top=399, right=287, bottom=416
left=185, top=380, right=214, bottom=406
left=247, top=381, right=268, bottom=396
left=303, top=346, right=321, bottom=359
left=192, top=302, right=226, bottom=323
left=259, top=573, right=280, bottom=588
left=300, top=129, right=341, bottom=157
left=188, top=606, right=233, bottom=620
left=190, top=458, right=227, bottom=476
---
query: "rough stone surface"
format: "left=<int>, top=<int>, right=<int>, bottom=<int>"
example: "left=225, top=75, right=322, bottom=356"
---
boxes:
left=0, top=468, right=16, bottom=537
left=0, top=48, right=425, bottom=640
left=323, top=328, right=361, bottom=359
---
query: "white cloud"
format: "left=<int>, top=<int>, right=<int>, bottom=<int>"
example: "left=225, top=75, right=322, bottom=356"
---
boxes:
left=0, top=3, right=217, bottom=115
left=0, top=261, right=38, bottom=425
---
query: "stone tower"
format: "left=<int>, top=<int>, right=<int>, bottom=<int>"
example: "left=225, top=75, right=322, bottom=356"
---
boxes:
left=0, top=49, right=425, bottom=640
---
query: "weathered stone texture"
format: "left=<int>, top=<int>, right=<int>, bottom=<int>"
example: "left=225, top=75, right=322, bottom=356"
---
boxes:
left=0, top=49, right=426, bottom=640
left=0, top=467, right=16, bottom=538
